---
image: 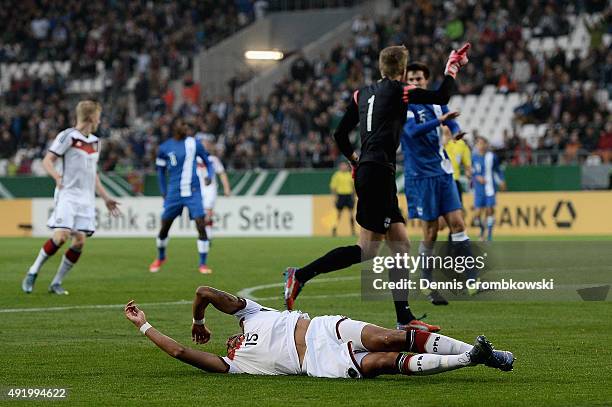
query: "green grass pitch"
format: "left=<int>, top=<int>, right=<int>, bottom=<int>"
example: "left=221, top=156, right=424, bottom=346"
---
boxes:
left=1, top=237, right=610, bottom=406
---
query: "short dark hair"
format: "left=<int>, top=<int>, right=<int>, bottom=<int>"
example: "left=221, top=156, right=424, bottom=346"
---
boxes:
left=406, top=62, right=430, bottom=79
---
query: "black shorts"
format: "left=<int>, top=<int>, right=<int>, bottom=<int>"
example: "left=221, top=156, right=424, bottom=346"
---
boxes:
left=336, top=194, right=354, bottom=210
left=354, top=163, right=405, bottom=234
left=455, top=180, right=463, bottom=204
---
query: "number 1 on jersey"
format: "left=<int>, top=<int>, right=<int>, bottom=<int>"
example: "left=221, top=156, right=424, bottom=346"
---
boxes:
left=367, top=95, right=375, bottom=132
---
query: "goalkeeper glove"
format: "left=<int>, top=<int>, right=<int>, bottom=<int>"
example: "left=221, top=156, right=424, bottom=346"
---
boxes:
left=444, top=43, right=471, bottom=79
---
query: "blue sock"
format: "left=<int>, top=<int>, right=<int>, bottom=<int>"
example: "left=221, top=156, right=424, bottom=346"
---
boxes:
left=487, top=216, right=495, bottom=241
left=156, top=237, right=168, bottom=260
left=197, top=239, right=210, bottom=266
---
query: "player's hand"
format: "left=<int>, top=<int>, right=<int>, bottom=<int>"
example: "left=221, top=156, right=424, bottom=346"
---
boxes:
left=55, top=176, right=63, bottom=189
left=440, top=111, right=460, bottom=122
left=124, top=300, right=147, bottom=328
left=454, top=131, right=468, bottom=140
left=444, top=43, right=471, bottom=78
left=204, top=177, right=212, bottom=186
left=498, top=181, right=507, bottom=191
left=224, top=187, right=231, bottom=197
left=105, top=198, right=122, bottom=217
left=476, top=176, right=485, bottom=184
left=192, top=324, right=211, bottom=344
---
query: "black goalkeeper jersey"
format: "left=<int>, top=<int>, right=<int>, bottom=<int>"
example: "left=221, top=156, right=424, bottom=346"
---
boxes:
left=333, top=75, right=456, bottom=172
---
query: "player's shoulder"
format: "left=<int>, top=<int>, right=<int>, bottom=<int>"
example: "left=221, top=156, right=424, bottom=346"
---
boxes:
left=159, top=138, right=172, bottom=149
left=56, top=127, right=78, bottom=141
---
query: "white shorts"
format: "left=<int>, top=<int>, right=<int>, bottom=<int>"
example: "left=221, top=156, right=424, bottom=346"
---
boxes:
left=303, top=315, right=369, bottom=379
left=202, top=185, right=217, bottom=211
left=47, top=195, right=96, bottom=236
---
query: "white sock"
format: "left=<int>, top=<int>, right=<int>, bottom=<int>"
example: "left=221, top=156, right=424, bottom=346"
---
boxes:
left=197, top=239, right=210, bottom=254
left=51, top=256, right=74, bottom=286
left=406, top=352, right=473, bottom=375
left=423, top=333, right=473, bottom=355
left=487, top=216, right=495, bottom=227
left=156, top=237, right=169, bottom=249
left=450, top=231, right=469, bottom=241
left=29, top=249, right=50, bottom=275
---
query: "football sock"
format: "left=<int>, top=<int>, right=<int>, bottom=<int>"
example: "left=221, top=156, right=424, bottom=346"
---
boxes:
left=295, top=245, right=362, bottom=284
left=406, top=330, right=472, bottom=354
left=50, top=247, right=81, bottom=286
left=487, top=215, right=495, bottom=241
left=450, top=231, right=478, bottom=280
left=389, top=266, right=416, bottom=324
left=418, top=241, right=434, bottom=283
left=397, top=352, right=473, bottom=375
left=156, top=237, right=168, bottom=260
left=197, top=239, right=210, bottom=266
left=29, top=238, right=60, bottom=275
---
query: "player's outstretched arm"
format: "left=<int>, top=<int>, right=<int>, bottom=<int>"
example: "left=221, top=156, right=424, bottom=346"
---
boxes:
left=403, top=75, right=455, bottom=105
left=124, top=300, right=228, bottom=373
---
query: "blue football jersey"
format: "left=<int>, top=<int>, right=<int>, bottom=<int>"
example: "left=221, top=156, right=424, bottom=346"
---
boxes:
left=401, top=103, right=461, bottom=179
left=156, top=136, right=214, bottom=198
left=472, top=150, right=504, bottom=197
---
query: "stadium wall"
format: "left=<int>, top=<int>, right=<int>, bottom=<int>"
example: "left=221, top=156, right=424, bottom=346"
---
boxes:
left=1, top=191, right=611, bottom=237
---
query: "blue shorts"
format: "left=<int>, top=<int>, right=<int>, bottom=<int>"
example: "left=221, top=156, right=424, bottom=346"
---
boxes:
left=405, top=174, right=462, bottom=221
left=474, top=193, right=496, bottom=208
left=162, top=194, right=205, bottom=220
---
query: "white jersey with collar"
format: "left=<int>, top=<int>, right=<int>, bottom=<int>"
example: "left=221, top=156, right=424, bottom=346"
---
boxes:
left=222, top=299, right=309, bottom=375
left=48, top=128, right=100, bottom=208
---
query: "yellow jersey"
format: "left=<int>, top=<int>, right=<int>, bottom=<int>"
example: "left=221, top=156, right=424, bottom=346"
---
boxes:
left=330, top=171, right=354, bottom=195
left=445, top=139, right=472, bottom=181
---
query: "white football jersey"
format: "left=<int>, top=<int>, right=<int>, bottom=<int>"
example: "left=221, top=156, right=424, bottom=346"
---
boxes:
left=48, top=128, right=100, bottom=208
left=222, top=299, right=308, bottom=375
left=196, top=155, right=225, bottom=190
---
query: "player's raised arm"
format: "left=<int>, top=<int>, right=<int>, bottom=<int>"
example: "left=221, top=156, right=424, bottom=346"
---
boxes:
left=193, top=286, right=246, bottom=318
left=332, top=95, right=360, bottom=164
left=124, top=300, right=229, bottom=373
left=403, top=43, right=470, bottom=106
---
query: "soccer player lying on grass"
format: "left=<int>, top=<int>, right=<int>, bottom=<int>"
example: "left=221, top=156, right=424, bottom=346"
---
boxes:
left=124, top=286, right=514, bottom=378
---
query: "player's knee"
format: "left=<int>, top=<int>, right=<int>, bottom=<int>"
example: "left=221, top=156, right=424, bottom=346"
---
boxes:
left=371, top=333, right=396, bottom=350
left=360, top=353, right=395, bottom=378
left=53, top=231, right=70, bottom=246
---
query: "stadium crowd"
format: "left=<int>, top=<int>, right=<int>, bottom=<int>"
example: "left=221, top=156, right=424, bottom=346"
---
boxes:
left=0, top=0, right=610, bottom=175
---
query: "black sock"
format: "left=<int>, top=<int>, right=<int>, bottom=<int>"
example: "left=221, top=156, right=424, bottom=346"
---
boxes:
left=295, top=245, right=362, bottom=284
left=389, top=267, right=416, bottom=324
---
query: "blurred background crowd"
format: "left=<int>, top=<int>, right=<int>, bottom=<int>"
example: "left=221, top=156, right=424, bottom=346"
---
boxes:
left=0, top=0, right=610, bottom=177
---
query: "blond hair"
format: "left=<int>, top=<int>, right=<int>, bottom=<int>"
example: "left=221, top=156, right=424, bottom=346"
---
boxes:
left=76, top=100, right=102, bottom=123
left=378, top=46, right=409, bottom=79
